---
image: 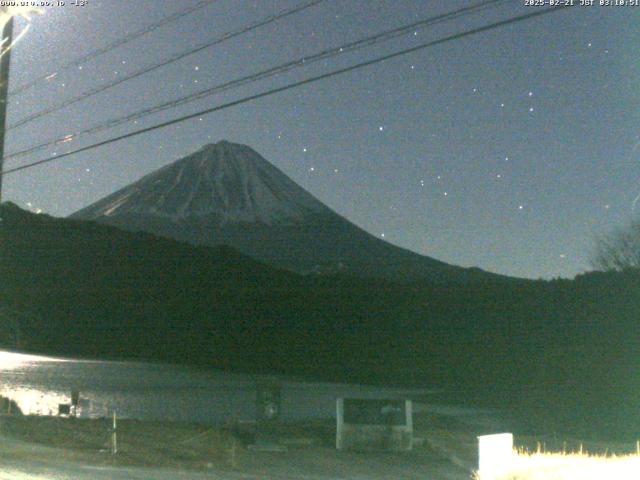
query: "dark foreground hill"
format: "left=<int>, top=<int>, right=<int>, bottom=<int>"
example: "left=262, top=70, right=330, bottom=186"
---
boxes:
left=1, top=203, right=639, bottom=440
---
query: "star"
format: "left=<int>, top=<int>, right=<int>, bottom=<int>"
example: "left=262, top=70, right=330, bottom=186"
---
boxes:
left=518, top=205, right=524, bottom=210
left=302, top=147, right=307, bottom=153
left=529, top=107, right=534, bottom=112
left=378, top=126, right=384, bottom=132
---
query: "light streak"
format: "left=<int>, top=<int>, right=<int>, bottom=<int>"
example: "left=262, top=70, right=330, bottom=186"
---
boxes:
left=0, top=6, right=43, bottom=59
left=631, top=140, right=640, bottom=213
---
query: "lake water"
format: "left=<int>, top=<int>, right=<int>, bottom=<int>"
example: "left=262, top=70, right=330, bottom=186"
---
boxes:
left=0, top=350, right=431, bottom=424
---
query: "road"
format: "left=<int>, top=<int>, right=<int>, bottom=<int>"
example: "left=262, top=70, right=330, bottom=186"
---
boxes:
left=0, top=437, right=240, bottom=480
left=0, top=460, right=469, bottom=480
left=0, top=433, right=472, bottom=480
left=0, top=462, right=284, bottom=480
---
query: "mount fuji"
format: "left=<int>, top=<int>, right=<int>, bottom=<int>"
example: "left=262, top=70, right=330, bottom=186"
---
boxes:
left=71, top=140, right=502, bottom=283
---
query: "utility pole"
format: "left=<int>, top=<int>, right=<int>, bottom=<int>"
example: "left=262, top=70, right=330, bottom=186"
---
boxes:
left=0, top=10, right=14, bottom=203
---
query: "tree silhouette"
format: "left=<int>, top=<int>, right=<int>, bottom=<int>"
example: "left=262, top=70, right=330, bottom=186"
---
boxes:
left=592, top=222, right=640, bottom=271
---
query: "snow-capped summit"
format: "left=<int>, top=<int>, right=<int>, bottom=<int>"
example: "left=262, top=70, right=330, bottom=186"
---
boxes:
left=72, top=141, right=502, bottom=283
left=74, top=141, right=329, bottom=226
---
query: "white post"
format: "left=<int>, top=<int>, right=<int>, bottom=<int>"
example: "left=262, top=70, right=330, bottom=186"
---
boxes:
left=477, top=433, right=513, bottom=480
left=405, top=400, right=413, bottom=451
left=111, top=410, right=118, bottom=455
left=405, top=400, right=413, bottom=431
left=336, top=399, right=344, bottom=450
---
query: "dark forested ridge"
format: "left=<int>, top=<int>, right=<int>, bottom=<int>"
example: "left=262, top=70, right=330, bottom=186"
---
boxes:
left=1, top=203, right=639, bottom=439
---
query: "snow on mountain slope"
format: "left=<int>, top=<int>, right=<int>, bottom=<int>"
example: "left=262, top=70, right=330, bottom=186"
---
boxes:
left=73, top=141, right=329, bottom=225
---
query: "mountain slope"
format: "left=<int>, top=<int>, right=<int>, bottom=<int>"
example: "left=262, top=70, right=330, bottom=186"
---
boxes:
left=73, top=141, right=330, bottom=224
left=71, top=141, right=504, bottom=283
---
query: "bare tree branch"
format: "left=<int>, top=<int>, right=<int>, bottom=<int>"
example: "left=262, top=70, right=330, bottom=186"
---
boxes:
left=592, top=222, right=640, bottom=271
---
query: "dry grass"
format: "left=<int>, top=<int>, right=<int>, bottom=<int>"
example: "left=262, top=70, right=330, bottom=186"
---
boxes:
left=473, top=449, right=640, bottom=480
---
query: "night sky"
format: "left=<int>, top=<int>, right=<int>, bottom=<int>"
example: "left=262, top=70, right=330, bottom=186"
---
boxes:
left=2, top=0, right=639, bottom=279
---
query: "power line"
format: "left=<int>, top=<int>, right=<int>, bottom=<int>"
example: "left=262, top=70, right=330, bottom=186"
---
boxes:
left=7, top=0, right=325, bottom=131
left=5, top=0, right=509, bottom=161
left=1, top=5, right=571, bottom=178
left=10, top=0, right=219, bottom=97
